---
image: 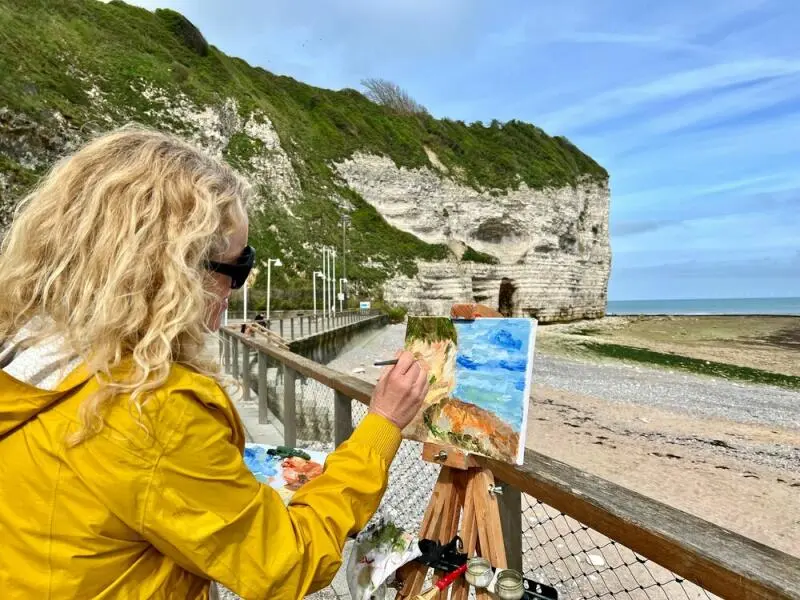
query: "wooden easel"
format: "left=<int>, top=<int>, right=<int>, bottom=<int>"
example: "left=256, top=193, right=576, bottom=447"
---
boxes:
left=396, top=443, right=508, bottom=600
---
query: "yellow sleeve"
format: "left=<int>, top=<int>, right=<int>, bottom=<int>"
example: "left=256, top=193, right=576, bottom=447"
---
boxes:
left=140, top=392, right=401, bottom=600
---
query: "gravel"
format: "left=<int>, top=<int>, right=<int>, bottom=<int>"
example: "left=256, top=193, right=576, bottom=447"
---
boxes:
left=333, top=323, right=800, bottom=430
left=533, top=353, right=800, bottom=430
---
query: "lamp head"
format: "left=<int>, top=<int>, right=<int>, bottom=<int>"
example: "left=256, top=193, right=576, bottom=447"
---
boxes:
left=272, top=258, right=283, bottom=267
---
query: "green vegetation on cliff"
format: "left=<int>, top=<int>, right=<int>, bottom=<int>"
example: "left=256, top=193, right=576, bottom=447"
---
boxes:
left=462, top=246, right=500, bottom=264
left=0, top=0, right=607, bottom=308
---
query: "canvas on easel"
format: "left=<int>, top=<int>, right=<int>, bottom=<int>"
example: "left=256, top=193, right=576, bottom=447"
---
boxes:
left=402, top=316, right=536, bottom=465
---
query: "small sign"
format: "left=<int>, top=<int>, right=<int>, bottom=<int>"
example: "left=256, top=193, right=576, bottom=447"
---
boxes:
left=337, top=293, right=345, bottom=301
left=359, top=301, right=371, bottom=310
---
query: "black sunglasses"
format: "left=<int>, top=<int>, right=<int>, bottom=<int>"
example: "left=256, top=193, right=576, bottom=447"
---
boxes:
left=205, top=245, right=256, bottom=289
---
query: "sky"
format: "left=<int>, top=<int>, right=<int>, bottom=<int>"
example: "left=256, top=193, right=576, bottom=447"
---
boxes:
left=128, top=0, right=800, bottom=300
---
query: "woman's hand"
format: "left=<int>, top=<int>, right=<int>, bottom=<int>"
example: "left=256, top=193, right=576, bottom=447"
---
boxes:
left=369, top=351, right=429, bottom=429
left=369, top=304, right=499, bottom=429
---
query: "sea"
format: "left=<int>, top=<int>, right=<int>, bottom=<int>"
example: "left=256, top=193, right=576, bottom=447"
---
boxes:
left=607, top=297, right=800, bottom=316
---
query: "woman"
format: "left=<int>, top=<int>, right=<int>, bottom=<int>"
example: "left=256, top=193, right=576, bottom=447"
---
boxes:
left=0, top=126, right=429, bottom=599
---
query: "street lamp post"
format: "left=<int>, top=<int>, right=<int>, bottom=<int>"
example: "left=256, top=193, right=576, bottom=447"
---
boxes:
left=312, top=271, right=324, bottom=316
left=266, top=258, right=283, bottom=321
left=340, top=215, right=350, bottom=308
left=339, top=278, right=347, bottom=312
left=321, top=248, right=328, bottom=319
left=243, top=280, right=248, bottom=321
left=331, top=249, right=337, bottom=315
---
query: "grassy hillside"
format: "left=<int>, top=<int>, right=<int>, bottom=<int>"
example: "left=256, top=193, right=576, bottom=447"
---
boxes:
left=0, top=0, right=607, bottom=309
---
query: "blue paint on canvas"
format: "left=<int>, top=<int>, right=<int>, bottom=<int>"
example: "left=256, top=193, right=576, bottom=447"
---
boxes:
left=452, top=319, right=532, bottom=432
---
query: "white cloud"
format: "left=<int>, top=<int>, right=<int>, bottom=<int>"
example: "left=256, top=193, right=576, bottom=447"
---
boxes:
left=538, top=59, right=800, bottom=132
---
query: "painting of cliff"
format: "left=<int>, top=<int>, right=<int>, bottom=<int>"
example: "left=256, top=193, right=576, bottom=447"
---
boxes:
left=403, top=316, right=536, bottom=465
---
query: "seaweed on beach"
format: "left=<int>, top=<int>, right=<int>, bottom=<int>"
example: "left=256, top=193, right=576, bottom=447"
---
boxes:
left=584, top=341, right=800, bottom=390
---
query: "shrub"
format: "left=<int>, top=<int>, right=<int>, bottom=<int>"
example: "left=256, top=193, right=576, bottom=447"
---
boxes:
left=361, top=78, right=428, bottom=115
left=377, top=303, right=407, bottom=324
left=155, top=8, right=209, bottom=56
left=462, top=246, right=499, bottom=264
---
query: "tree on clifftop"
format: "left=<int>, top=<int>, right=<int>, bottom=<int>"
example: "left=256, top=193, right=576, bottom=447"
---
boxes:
left=361, top=78, right=428, bottom=115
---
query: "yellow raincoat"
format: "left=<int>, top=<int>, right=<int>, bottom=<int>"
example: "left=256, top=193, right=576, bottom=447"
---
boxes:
left=0, top=351, right=400, bottom=599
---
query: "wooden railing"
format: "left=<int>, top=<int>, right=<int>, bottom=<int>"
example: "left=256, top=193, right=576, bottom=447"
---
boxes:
left=229, top=309, right=381, bottom=343
left=219, top=326, right=800, bottom=600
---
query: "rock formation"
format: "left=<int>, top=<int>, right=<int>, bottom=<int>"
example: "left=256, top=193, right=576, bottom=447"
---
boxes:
left=335, top=153, right=610, bottom=320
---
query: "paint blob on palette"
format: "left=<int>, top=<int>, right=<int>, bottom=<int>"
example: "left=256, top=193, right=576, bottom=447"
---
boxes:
left=402, top=317, right=537, bottom=465
left=243, top=444, right=328, bottom=504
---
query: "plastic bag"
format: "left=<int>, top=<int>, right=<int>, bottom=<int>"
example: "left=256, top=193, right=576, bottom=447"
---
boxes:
left=346, top=517, right=422, bottom=600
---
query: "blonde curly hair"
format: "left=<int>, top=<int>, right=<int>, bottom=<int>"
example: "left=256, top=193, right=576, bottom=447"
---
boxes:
left=0, top=124, right=249, bottom=443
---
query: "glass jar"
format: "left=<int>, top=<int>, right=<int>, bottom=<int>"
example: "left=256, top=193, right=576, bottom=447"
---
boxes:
left=495, top=569, right=525, bottom=600
left=465, top=557, right=493, bottom=588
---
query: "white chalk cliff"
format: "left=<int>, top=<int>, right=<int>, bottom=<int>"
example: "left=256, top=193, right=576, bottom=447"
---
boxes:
left=335, top=153, right=610, bottom=321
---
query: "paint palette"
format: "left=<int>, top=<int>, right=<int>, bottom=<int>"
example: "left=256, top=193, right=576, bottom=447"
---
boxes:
left=243, top=444, right=329, bottom=504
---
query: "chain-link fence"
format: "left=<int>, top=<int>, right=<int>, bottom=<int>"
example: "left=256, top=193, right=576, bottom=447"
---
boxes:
left=520, top=497, right=717, bottom=600
left=238, top=351, right=720, bottom=600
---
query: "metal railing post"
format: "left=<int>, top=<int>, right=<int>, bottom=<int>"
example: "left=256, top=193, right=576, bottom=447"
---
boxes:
left=232, top=337, right=239, bottom=379
left=258, top=352, right=268, bottom=423
left=290, top=317, right=295, bottom=340
left=279, top=319, right=284, bottom=339
left=300, top=317, right=304, bottom=338
left=223, top=332, right=231, bottom=374
left=242, top=344, right=251, bottom=402
left=283, top=366, right=297, bottom=447
left=334, top=390, right=353, bottom=447
left=497, top=479, right=523, bottom=572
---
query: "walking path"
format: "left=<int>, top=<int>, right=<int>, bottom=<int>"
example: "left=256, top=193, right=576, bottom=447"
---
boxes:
left=227, top=310, right=379, bottom=343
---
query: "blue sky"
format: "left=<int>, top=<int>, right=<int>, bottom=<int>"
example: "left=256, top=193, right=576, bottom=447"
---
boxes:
left=130, top=0, right=800, bottom=300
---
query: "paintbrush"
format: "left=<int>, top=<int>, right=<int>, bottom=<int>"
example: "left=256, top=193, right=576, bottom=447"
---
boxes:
left=373, top=359, right=399, bottom=366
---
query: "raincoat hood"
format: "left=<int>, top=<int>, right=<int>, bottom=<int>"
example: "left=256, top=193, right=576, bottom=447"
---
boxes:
left=0, top=321, right=90, bottom=437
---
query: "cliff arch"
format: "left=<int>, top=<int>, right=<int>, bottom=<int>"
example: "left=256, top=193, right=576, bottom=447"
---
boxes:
left=498, top=278, right=517, bottom=317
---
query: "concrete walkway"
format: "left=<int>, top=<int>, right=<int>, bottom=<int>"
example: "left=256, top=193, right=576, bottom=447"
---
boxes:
left=227, top=310, right=379, bottom=343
